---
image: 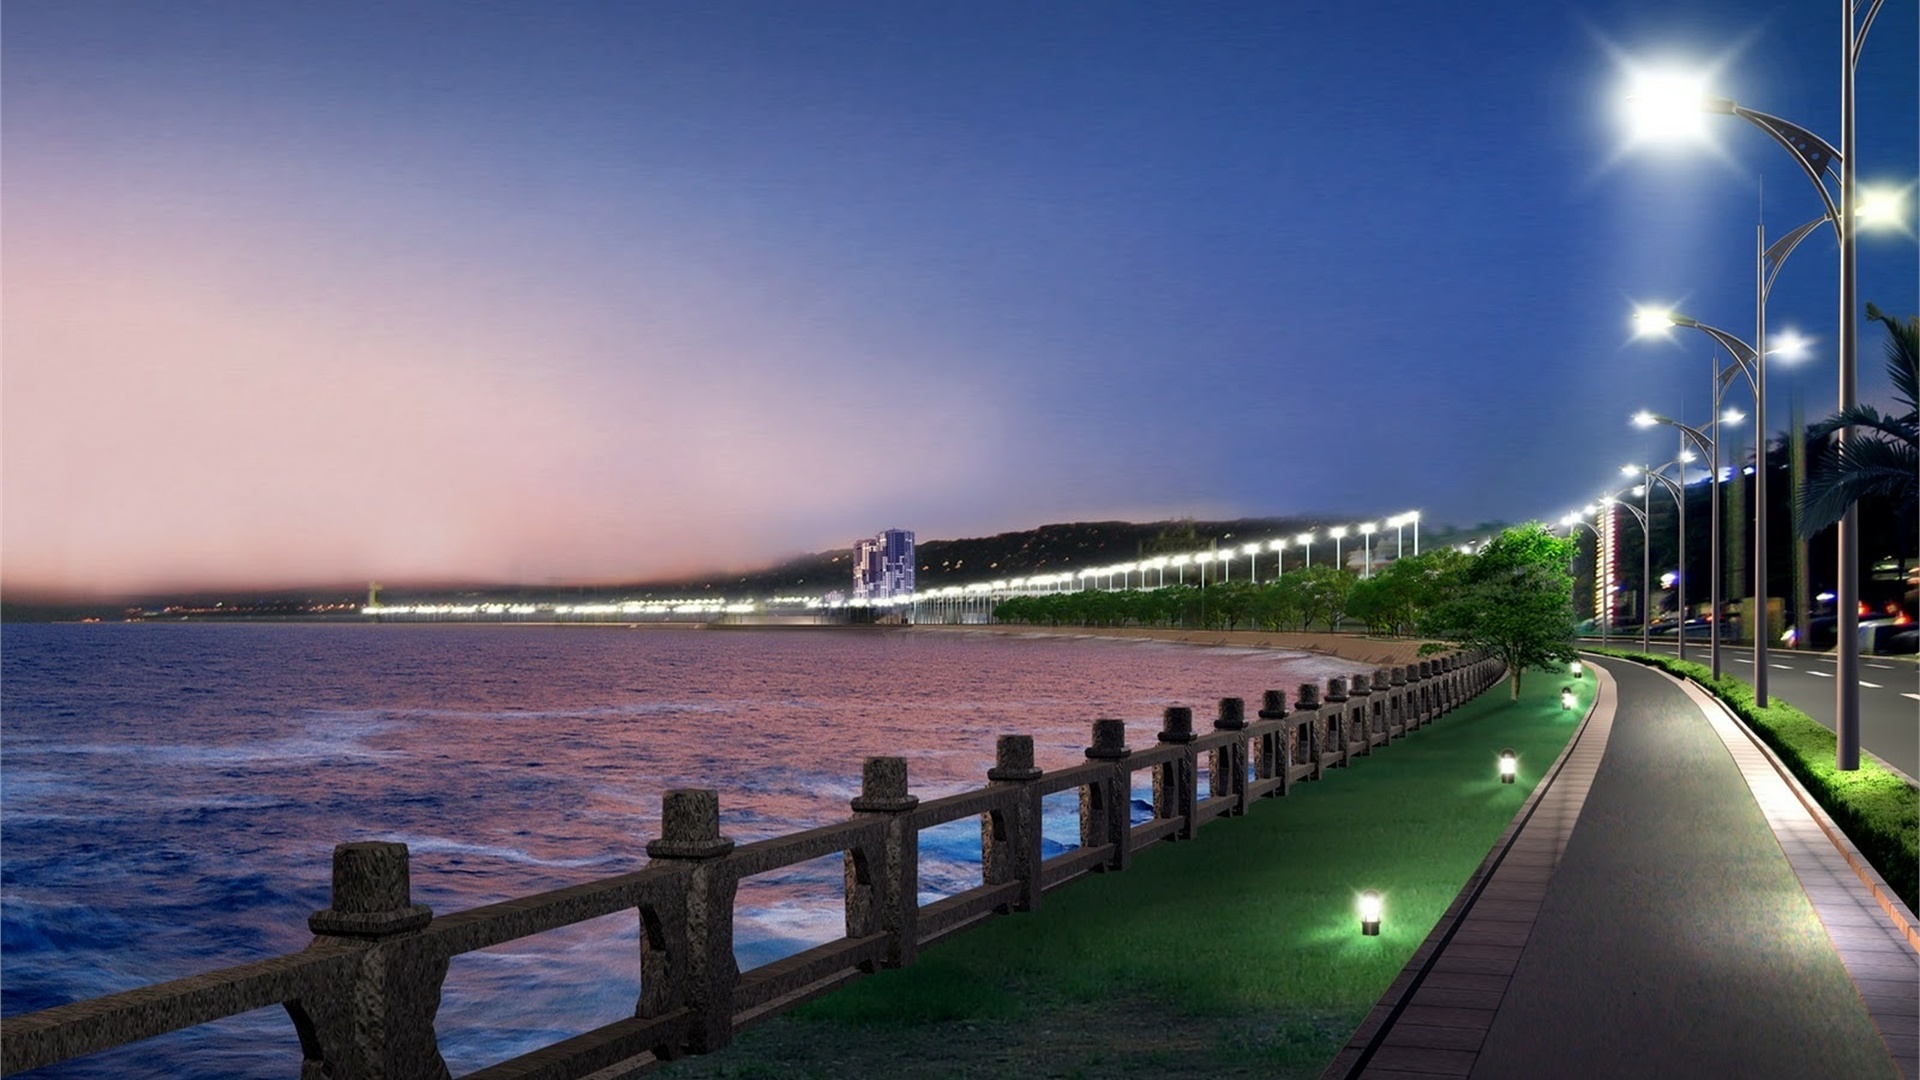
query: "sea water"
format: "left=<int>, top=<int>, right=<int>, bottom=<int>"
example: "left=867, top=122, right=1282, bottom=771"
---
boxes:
left=1, top=621, right=1366, bottom=1077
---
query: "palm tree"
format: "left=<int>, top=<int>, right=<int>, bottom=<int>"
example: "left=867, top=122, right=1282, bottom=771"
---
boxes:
left=1798, top=303, right=1918, bottom=539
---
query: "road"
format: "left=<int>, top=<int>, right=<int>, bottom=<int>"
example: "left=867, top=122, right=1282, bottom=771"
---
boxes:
left=1607, top=638, right=1917, bottom=781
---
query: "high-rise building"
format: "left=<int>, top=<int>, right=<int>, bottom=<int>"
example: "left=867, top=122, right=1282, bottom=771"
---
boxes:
left=853, top=529, right=915, bottom=602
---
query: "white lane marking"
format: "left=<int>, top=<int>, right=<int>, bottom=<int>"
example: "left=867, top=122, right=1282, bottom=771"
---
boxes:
left=1866, top=663, right=1895, bottom=670
left=1808, top=670, right=1835, bottom=678
left=1859, top=681, right=1881, bottom=689
left=1904, top=693, right=1920, bottom=703
left=1735, top=657, right=1753, bottom=664
left=1771, top=664, right=1796, bottom=670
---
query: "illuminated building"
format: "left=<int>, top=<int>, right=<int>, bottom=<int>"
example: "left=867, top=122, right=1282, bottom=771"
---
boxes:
left=854, top=529, right=915, bottom=602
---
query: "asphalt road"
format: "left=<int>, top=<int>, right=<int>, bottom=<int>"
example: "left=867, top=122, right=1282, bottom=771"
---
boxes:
left=1602, top=637, right=1918, bottom=781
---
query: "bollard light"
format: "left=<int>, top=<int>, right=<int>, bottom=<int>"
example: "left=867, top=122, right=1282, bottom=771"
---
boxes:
left=1358, top=890, right=1382, bottom=936
left=1561, top=687, right=1575, bottom=711
left=1499, top=748, right=1517, bottom=784
left=1570, top=659, right=1583, bottom=678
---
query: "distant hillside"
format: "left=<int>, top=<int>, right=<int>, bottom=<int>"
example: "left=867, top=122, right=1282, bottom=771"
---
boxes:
left=633, top=517, right=1325, bottom=598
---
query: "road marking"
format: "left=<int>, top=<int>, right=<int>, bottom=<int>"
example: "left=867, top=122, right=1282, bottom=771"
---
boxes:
left=1866, top=663, right=1895, bottom=670
left=1807, top=670, right=1835, bottom=678
left=1734, top=657, right=1752, bottom=664
left=1905, top=694, right=1920, bottom=703
left=1771, top=664, right=1796, bottom=670
left=1859, top=681, right=1882, bottom=689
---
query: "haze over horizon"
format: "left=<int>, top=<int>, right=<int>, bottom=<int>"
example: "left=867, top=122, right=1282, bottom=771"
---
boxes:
left=5, top=2, right=1915, bottom=597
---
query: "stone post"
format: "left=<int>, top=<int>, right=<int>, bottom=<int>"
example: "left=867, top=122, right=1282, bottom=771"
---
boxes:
left=982, top=734, right=1043, bottom=912
left=1323, top=678, right=1349, bottom=770
left=1211, top=697, right=1249, bottom=815
left=1347, top=673, right=1374, bottom=754
left=849, top=757, right=919, bottom=968
left=1413, top=660, right=1432, bottom=723
left=1255, top=689, right=1289, bottom=795
left=1082, top=718, right=1134, bottom=872
left=1371, top=670, right=1392, bottom=742
left=1296, top=681, right=1326, bottom=780
left=298, top=841, right=447, bottom=1080
left=1154, top=706, right=1199, bottom=839
left=644, top=789, right=737, bottom=1055
left=1389, top=666, right=1409, bottom=735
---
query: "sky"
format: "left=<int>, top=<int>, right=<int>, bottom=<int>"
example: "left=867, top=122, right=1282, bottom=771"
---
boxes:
left=4, top=1, right=1915, bottom=597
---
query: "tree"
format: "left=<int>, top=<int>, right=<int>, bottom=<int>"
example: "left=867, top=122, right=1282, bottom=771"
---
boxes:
left=1799, top=303, right=1918, bottom=539
left=1283, top=565, right=1353, bottom=632
left=1424, top=523, right=1579, bottom=700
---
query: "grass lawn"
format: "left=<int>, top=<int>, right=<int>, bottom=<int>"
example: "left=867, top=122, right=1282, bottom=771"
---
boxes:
left=662, top=668, right=1587, bottom=1079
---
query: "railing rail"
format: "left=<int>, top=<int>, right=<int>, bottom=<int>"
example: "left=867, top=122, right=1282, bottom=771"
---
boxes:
left=1, top=650, right=1509, bottom=1079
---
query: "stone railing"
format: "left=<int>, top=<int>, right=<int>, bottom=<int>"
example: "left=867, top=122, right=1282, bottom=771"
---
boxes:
left=1, top=651, right=1506, bottom=1079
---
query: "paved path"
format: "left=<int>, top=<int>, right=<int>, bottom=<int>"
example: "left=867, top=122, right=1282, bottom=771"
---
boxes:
left=1328, top=656, right=1918, bottom=1080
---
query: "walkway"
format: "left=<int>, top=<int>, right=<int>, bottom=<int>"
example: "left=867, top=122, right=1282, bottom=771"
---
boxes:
left=1325, top=656, right=1918, bottom=1080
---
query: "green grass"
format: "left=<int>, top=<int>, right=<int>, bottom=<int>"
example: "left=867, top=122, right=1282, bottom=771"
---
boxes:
left=790, top=668, right=1586, bottom=1056
left=1588, top=647, right=1918, bottom=914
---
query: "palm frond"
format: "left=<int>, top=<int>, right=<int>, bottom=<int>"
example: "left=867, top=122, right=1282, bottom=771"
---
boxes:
left=1864, top=302, right=1918, bottom=416
left=1796, top=436, right=1920, bottom=536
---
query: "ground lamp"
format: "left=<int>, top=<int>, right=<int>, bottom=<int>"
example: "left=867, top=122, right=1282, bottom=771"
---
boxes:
left=1359, top=890, right=1382, bottom=936
left=1500, top=748, right=1518, bottom=783
left=1561, top=685, right=1576, bottom=711
left=1570, top=659, right=1584, bottom=678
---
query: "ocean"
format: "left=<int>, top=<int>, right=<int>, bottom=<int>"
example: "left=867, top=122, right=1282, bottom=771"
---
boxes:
left=0, top=621, right=1367, bottom=1077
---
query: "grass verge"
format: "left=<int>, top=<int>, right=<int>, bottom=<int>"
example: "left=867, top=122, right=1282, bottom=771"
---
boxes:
left=1588, top=647, right=1918, bottom=914
left=660, top=668, right=1587, bottom=1078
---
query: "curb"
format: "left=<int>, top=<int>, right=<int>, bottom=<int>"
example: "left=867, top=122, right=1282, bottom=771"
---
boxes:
left=1679, top=672, right=1920, bottom=955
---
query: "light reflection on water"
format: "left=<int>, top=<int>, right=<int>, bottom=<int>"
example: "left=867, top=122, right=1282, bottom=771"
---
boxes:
left=1, top=622, right=1367, bottom=1077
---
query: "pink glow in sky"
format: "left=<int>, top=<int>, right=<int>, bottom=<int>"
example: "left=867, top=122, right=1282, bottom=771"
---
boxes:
left=2, top=157, right=1018, bottom=595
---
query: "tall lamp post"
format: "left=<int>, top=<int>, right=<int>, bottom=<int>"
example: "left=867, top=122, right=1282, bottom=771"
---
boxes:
left=1297, top=532, right=1316, bottom=569
left=1624, top=0, right=1891, bottom=767
left=1625, top=452, right=1694, bottom=661
left=1360, top=522, right=1378, bottom=578
left=1635, top=409, right=1744, bottom=679
left=1634, top=310, right=1767, bottom=690
left=1330, top=526, right=1349, bottom=573
left=1269, top=538, right=1287, bottom=579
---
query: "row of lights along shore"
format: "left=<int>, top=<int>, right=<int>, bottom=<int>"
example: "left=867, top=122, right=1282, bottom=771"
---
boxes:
left=909, top=511, right=1424, bottom=607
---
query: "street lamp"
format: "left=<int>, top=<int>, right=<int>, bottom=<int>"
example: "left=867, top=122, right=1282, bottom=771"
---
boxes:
left=1330, top=526, right=1349, bottom=573
left=1360, top=522, right=1378, bottom=578
left=1269, top=538, right=1287, bottom=579
left=1297, top=532, right=1315, bottom=569
left=1625, top=451, right=1693, bottom=662
left=1635, top=409, right=1742, bottom=678
left=1622, top=5, right=1896, bottom=768
left=1171, top=553, right=1191, bottom=585
left=1243, top=543, right=1264, bottom=584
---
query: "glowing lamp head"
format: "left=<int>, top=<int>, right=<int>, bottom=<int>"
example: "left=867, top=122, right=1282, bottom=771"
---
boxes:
left=1624, top=70, right=1715, bottom=142
left=1632, top=308, right=1679, bottom=335
left=1570, top=659, right=1584, bottom=677
left=1632, top=411, right=1659, bottom=429
left=1561, top=687, right=1576, bottom=711
left=1358, top=890, right=1383, bottom=936
left=1499, top=747, right=1517, bottom=783
left=1360, top=522, right=1377, bottom=535
left=1769, top=329, right=1812, bottom=362
left=1329, top=526, right=1348, bottom=540
left=1855, top=186, right=1906, bottom=230
left=1296, top=532, right=1315, bottom=545
left=1721, top=408, right=1746, bottom=425
left=1621, top=464, right=1641, bottom=477
left=1269, top=539, right=1287, bottom=552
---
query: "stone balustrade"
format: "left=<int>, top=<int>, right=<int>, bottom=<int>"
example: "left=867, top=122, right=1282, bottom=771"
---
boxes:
left=1, top=650, right=1508, bottom=1080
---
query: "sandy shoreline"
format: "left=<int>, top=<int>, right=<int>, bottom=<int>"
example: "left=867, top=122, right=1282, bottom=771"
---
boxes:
left=920, top=623, right=1436, bottom=667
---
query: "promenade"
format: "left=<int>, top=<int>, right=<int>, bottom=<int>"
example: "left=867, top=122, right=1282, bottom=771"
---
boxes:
left=1327, top=656, right=1919, bottom=1080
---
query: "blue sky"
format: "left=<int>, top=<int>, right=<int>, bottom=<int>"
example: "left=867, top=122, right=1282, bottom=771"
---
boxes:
left=4, top=1, right=1914, bottom=593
